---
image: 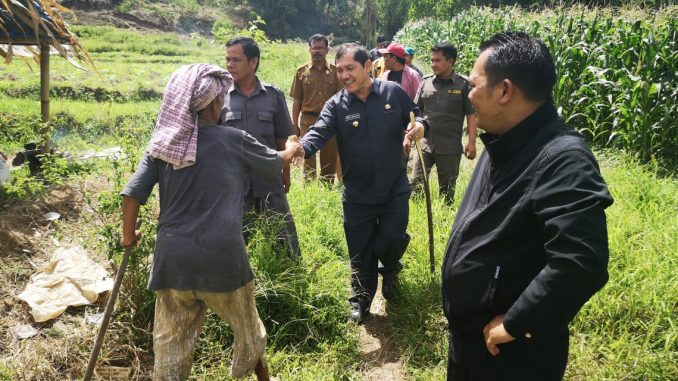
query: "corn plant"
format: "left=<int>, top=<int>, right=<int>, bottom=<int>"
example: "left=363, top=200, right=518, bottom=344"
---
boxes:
left=397, top=6, right=678, bottom=171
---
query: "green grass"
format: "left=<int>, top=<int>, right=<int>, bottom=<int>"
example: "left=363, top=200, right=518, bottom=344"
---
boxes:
left=0, top=25, right=309, bottom=204
left=1, top=20, right=676, bottom=380
left=0, top=25, right=308, bottom=103
left=78, top=133, right=676, bottom=380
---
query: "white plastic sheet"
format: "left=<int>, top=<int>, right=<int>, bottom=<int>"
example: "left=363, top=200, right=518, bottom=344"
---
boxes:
left=18, top=246, right=114, bottom=322
left=0, top=155, right=9, bottom=185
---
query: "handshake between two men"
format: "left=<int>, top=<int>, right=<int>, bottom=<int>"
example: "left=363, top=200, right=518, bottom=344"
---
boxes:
left=284, top=120, right=426, bottom=167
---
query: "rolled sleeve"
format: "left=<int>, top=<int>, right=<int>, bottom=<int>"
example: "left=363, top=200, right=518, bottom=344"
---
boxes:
left=290, top=68, right=303, bottom=100
left=400, top=89, right=428, bottom=132
left=121, top=153, right=159, bottom=205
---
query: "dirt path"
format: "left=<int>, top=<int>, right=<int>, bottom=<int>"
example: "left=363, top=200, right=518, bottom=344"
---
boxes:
left=357, top=279, right=405, bottom=381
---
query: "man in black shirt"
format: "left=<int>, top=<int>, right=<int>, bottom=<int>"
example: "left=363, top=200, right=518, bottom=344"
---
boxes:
left=442, top=32, right=613, bottom=380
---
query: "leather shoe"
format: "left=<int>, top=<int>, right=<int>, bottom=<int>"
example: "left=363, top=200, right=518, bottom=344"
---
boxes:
left=382, top=274, right=399, bottom=301
left=350, top=304, right=369, bottom=324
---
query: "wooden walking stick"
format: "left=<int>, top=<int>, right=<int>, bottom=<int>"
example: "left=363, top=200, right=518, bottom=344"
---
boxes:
left=83, top=245, right=133, bottom=381
left=409, top=112, right=435, bottom=274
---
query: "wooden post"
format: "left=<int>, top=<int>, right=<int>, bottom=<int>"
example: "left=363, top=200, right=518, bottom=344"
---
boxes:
left=40, top=42, right=50, bottom=152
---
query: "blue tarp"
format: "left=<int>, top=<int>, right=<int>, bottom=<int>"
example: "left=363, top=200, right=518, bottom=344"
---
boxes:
left=0, top=1, right=55, bottom=40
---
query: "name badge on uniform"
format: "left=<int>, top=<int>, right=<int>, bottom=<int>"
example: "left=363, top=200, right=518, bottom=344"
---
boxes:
left=448, top=89, right=462, bottom=94
left=345, top=113, right=360, bottom=121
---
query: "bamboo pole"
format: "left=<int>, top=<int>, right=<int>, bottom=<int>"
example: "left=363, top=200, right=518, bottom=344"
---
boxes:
left=39, top=41, right=50, bottom=152
left=83, top=246, right=133, bottom=381
left=409, top=112, right=435, bottom=274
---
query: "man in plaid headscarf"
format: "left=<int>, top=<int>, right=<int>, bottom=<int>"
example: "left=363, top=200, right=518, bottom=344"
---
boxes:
left=121, top=63, right=302, bottom=381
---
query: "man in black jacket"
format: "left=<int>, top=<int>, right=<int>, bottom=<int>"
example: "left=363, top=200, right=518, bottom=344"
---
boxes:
left=442, top=32, right=613, bottom=380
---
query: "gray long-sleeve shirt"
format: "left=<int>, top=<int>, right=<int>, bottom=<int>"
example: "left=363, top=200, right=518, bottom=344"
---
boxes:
left=122, top=124, right=282, bottom=292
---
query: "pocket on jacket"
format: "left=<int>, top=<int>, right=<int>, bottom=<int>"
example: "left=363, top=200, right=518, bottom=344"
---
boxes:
left=256, top=111, right=275, bottom=139
left=257, top=111, right=274, bottom=123
left=447, top=262, right=502, bottom=315
left=222, top=111, right=242, bottom=127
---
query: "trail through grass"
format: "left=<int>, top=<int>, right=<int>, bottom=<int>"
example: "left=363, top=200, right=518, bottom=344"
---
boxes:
left=0, top=18, right=676, bottom=380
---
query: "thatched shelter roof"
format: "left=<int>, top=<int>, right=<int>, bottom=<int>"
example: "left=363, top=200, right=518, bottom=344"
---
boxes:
left=0, top=0, right=93, bottom=67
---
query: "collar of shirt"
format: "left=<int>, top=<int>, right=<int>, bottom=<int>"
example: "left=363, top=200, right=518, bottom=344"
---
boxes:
left=229, top=77, right=267, bottom=97
left=306, top=60, right=332, bottom=71
left=480, top=101, right=559, bottom=165
left=345, top=79, right=380, bottom=105
left=433, top=72, right=456, bottom=84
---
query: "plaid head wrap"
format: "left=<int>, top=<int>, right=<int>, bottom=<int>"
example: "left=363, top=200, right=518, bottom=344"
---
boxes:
left=147, top=63, right=233, bottom=169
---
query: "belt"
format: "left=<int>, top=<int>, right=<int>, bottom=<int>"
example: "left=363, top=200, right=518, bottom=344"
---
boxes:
left=302, top=111, right=320, bottom=117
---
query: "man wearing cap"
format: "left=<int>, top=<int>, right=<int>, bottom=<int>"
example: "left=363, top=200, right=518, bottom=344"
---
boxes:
left=290, top=34, right=343, bottom=183
left=221, top=36, right=301, bottom=258
left=379, top=42, right=422, bottom=100
left=412, top=42, right=477, bottom=203
left=404, top=47, right=424, bottom=77
left=121, top=63, right=303, bottom=381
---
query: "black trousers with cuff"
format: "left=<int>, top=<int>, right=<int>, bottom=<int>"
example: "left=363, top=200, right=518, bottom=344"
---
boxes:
left=343, top=191, right=410, bottom=310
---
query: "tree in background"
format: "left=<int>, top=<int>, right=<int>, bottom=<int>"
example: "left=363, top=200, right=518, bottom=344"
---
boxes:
left=216, top=0, right=672, bottom=43
left=238, top=0, right=410, bottom=47
left=377, top=0, right=409, bottom=42
left=408, top=0, right=455, bottom=19
left=246, top=0, right=302, bottom=39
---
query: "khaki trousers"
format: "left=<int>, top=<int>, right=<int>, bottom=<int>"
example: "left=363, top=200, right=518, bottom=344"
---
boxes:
left=411, top=150, right=462, bottom=203
left=300, top=113, right=341, bottom=182
left=153, top=281, right=267, bottom=380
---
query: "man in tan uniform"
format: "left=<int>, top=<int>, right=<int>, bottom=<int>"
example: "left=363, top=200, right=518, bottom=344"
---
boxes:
left=290, top=34, right=343, bottom=183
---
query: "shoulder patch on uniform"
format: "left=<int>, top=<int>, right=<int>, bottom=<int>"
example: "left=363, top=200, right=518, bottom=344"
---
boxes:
left=263, top=82, right=283, bottom=94
left=456, top=73, right=469, bottom=81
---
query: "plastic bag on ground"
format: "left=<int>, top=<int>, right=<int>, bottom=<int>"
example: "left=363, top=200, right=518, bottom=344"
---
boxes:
left=18, top=245, right=114, bottom=322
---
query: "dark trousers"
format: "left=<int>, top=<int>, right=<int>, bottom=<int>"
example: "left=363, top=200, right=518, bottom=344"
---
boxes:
left=343, top=192, right=410, bottom=310
left=447, top=329, right=569, bottom=381
left=243, top=191, right=300, bottom=258
left=411, top=150, right=461, bottom=203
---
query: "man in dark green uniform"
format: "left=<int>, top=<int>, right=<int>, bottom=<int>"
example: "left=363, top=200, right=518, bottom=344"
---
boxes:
left=412, top=42, right=477, bottom=203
